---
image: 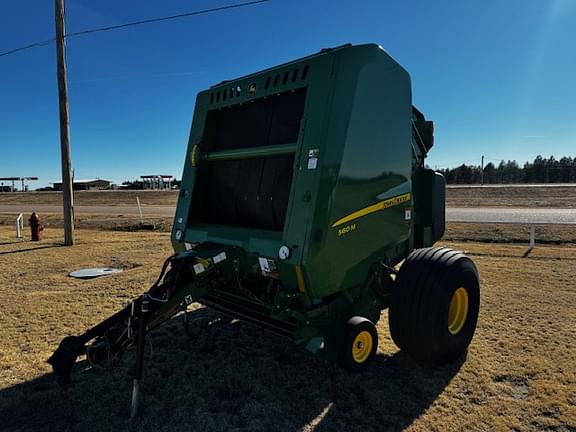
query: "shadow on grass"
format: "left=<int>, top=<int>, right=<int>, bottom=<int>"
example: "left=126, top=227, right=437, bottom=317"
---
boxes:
left=465, top=250, right=576, bottom=261
left=0, top=243, right=64, bottom=255
left=0, top=309, right=463, bottom=432
left=0, top=240, right=26, bottom=246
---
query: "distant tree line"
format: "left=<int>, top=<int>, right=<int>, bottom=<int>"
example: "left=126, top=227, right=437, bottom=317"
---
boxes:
left=436, top=155, right=576, bottom=184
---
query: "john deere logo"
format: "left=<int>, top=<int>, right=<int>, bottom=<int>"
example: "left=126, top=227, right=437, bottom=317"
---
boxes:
left=248, top=82, right=257, bottom=95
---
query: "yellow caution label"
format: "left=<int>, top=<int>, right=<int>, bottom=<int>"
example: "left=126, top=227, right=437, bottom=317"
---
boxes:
left=331, top=192, right=411, bottom=228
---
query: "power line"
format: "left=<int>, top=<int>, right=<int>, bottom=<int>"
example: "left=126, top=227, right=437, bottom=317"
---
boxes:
left=434, top=158, right=481, bottom=168
left=66, top=0, right=270, bottom=37
left=0, top=0, right=271, bottom=58
left=0, top=38, right=55, bottom=58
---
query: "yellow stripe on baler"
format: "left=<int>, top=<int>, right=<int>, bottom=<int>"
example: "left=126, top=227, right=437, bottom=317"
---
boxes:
left=331, top=192, right=411, bottom=228
left=295, top=265, right=306, bottom=293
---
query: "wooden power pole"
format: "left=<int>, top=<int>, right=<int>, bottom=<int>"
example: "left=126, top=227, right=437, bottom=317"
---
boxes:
left=55, top=0, right=74, bottom=245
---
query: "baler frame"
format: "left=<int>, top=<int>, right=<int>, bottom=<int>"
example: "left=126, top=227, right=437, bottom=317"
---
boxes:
left=49, top=240, right=395, bottom=416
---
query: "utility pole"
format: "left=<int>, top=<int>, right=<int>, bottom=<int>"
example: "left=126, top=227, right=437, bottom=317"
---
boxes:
left=55, top=0, right=74, bottom=245
left=480, top=155, right=484, bottom=186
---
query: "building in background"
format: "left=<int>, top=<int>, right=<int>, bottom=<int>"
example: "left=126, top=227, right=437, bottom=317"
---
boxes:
left=52, top=179, right=111, bottom=191
left=140, top=175, right=174, bottom=190
left=0, top=176, right=39, bottom=192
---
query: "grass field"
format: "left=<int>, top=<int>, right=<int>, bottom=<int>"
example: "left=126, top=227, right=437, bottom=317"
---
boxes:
left=0, top=190, right=178, bottom=207
left=0, top=227, right=575, bottom=431
left=1, top=184, right=575, bottom=209
left=445, top=185, right=576, bottom=209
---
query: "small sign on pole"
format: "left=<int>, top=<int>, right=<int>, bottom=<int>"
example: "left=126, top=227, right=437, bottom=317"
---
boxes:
left=16, top=213, right=23, bottom=239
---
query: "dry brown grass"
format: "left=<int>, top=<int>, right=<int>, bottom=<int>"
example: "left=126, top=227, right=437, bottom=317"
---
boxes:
left=0, top=213, right=173, bottom=233
left=0, top=190, right=178, bottom=207
left=4, top=214, right=575, bottom=247
left=445, top=223, right=576, bottom=245
left=0, top=227, right=575, bottom=431
left=446, top=186, right=576, bottom=209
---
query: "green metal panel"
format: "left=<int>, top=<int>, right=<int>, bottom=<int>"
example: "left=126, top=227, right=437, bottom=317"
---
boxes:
left=412, top=167, right=446, bottom=248
left=302, top=45, right=413, bottom=298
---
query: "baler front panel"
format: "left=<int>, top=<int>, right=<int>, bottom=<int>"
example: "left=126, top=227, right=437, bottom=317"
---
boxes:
left=188, top=88, right=306, bottom=232
left=173, top=51, right=337, bottom=273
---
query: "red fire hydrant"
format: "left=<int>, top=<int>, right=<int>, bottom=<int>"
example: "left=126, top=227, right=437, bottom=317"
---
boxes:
left=29, top=212, right=44, bottom=241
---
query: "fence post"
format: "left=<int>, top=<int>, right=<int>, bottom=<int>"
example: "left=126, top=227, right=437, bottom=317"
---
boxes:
left=16, top=213, right=23, bottom=239
left=136, top=196, right=144, bottom=225
left=529, top=225, right=535, bottom=248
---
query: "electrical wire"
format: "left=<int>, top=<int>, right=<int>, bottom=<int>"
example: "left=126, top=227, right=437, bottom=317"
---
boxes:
left=0, top=0, right=271, bottom=58
left=0, top=38, right=55, bottom=58
left=434, top=158, right=481, bottom=168
left=66, top=0, right=270, bottom=38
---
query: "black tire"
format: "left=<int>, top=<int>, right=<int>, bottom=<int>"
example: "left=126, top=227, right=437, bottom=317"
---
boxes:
left=388, top=247, right=480, bottom=366
left=338, top=316, right=378, bottom=372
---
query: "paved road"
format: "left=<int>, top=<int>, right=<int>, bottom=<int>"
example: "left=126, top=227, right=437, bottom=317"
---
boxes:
left=447, top=183, right=576, bottom=188
left=1, top=204, right=575, bottom=225
left=446, top=207, right=576, bottom=224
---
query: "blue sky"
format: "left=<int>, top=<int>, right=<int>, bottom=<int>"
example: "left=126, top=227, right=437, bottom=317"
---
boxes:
left=1, top=0, right=575, bottom=188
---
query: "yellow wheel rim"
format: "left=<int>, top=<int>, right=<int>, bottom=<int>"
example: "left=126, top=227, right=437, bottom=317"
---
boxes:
left=352, top=331, right=373, bottom=363
left=448, top=287, right=469, bottom=335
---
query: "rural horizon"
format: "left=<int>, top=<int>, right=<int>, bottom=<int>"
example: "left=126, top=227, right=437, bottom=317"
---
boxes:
left=3, top=153, right=576, bottom=191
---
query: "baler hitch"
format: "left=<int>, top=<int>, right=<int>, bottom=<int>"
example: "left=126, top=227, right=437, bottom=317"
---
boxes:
left=47, top=253, right=194, bottom=416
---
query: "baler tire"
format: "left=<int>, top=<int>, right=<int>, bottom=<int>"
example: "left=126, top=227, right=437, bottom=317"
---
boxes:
left=338, top=316, right=378, bottom=372
left=388, top=247, right=480, bottom=366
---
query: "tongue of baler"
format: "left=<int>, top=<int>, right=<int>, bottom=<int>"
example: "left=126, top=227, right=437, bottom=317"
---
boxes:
left=47, top=245, right=237, bottom=417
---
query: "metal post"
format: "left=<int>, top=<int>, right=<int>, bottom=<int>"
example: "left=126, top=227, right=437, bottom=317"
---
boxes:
left=136, top=196, right=144, bottom=225
left=130, top=298, right=149, bottom=418
left=480, top=155, right=484, bottom=185
left=529, top=225, right=535, bottom=248
left=16, top=213, right=23, bottom=239
left=55, top=0, right=75, bottom=245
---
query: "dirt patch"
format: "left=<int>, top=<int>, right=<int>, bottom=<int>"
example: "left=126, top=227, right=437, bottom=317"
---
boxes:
left=0, top=228, right=575, bottom=431
left=493, top=374, right=531, bottom=401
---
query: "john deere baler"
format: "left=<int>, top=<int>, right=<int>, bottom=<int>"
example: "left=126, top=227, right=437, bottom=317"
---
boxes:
left=49, top=44, right=480, bottom=416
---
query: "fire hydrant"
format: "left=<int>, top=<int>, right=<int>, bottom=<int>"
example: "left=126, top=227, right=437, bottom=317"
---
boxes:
left=29, top=212, right=44, bottom=241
